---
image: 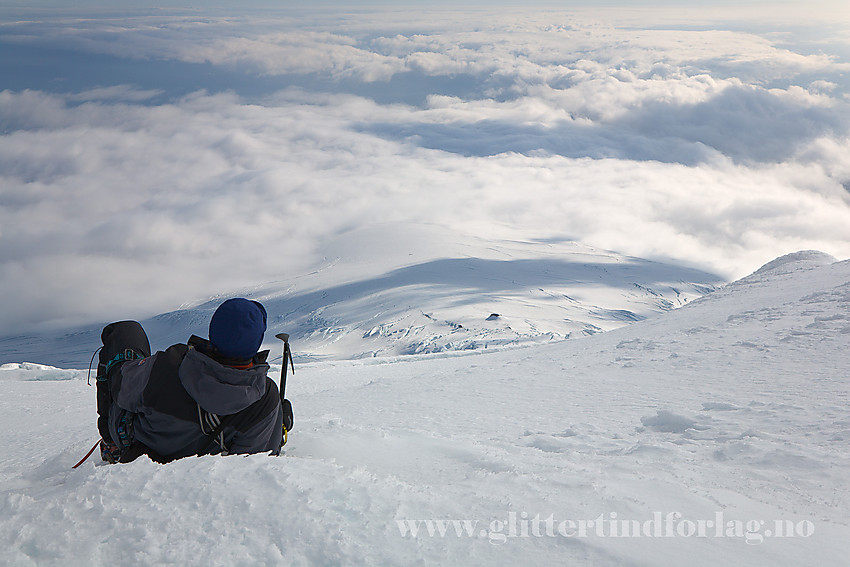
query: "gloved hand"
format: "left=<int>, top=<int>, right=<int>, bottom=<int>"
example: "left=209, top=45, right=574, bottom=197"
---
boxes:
left=100, top=439, right=121, bottom=464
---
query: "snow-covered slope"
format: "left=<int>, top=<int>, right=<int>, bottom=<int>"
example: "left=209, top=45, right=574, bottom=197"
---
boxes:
left=0, top=224, right=721, bottom=368
left=1, top=251, right=848, bottom=566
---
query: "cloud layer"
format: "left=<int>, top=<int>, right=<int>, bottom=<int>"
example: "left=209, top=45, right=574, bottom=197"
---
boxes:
left=1, top=4, right=850, bottom=336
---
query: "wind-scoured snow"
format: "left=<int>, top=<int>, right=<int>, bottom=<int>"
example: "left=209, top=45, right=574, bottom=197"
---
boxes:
left=1, top=251, right=848, bottom=566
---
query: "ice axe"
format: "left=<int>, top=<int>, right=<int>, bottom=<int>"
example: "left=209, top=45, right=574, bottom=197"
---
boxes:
left=275, top=333, right=295, bottom=442
left=275, top=333, right=294, bottom=400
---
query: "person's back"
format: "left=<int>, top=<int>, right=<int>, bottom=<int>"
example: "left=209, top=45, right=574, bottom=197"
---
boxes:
left=96, top=298, right=288, bottom=464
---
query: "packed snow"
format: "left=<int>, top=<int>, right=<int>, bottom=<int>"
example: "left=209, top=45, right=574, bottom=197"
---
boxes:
left=1, top=250, right=848, bottom=566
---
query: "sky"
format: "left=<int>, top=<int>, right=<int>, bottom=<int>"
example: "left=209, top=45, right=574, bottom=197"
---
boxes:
left=1, top=1, right=849, bottom=336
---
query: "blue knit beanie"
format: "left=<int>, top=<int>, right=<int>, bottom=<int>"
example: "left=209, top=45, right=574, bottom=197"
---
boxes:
left=209, top=298, right=267, bottom=360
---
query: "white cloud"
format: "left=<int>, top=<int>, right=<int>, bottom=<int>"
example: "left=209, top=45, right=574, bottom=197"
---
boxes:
left=1, top=5, right=850, bottom=336
left=4, top=7, right=847, bottom=87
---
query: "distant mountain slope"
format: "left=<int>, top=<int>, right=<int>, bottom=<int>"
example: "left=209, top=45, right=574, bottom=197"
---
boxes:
left=0, top=225, right=723, bottom=366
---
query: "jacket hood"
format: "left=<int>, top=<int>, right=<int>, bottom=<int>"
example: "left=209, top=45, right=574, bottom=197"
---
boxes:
left=178, top=345, right=270, bottom=415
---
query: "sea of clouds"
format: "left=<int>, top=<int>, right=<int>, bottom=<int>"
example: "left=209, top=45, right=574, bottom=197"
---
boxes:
left=1, top=2, right=849, bottom=336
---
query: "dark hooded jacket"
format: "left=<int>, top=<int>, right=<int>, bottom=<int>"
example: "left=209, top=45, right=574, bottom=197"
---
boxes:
left=109, top=335, right=283, bottom=462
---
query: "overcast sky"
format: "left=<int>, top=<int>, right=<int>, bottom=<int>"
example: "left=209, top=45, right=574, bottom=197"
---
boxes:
left=1, top=2, right=849, bottom=336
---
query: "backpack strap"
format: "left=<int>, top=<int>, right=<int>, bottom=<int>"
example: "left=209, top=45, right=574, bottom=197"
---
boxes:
left=197, top=408, right=236, bottom=455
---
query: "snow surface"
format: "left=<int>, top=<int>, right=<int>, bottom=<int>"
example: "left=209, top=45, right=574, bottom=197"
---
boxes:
left=1, top=251, right=848, bottom=566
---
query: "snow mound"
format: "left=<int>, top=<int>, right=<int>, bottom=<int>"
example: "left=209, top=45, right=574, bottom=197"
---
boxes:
left=0, top=362, right=86, bottom=381
left=639, top=410, right=709, bottom=433
left=751, top=250, right=836, bottom=276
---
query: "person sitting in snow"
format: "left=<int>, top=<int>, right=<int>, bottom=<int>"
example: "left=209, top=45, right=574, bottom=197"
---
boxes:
left=95, top=298, right=292, bottom=464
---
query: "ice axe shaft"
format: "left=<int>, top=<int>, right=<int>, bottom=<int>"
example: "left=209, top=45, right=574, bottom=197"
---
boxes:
left=275, top=333, right=294, bottom=400
left=275, top=333, right=295, bottom=443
